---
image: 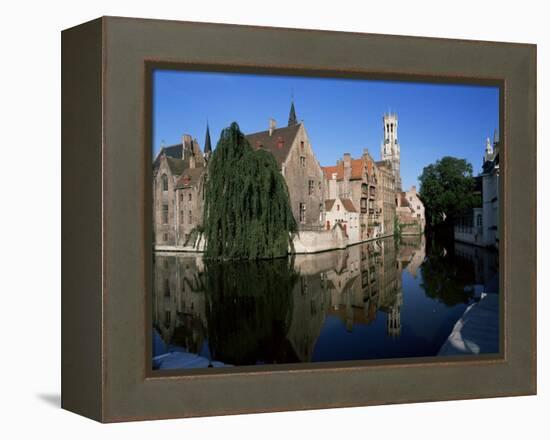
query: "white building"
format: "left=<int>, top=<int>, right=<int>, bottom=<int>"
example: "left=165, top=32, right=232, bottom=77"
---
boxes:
left=454, top=133, right=499, bottom=248
left=404, top=185, right=426, bottom=231
left=324, top=198, right=360, bottom=244
left=481, top=136, right=500, bottom=247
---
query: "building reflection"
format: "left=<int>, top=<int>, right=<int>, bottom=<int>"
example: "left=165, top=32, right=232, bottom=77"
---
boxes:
left=152, top=236, right=430, bottom=367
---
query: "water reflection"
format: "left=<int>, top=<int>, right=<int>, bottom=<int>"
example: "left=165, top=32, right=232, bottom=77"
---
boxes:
left=152, top=236, right=498, bottom=369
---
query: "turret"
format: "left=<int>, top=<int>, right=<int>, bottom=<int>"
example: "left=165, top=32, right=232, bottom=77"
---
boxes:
left=484, top=136, right=494, bottom=163
left=288, top=100, right=298, bottom=126
left=381, top=112, right=402, bottom=191
left=204, top=123, right=212, bottom=161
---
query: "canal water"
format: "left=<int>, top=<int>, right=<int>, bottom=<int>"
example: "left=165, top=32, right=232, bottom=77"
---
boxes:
left=152, top=235, right=499, bottom=370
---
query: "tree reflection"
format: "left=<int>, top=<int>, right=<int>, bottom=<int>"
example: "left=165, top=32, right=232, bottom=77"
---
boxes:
left=152, top=234, right=499, bottom=368
left=420, top=235, right=476, bottom=306
left=203, top=258, right=300, bottom=365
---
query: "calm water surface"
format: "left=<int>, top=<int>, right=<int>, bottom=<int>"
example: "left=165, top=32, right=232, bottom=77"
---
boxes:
left=152, top=236, right=498, bottom=369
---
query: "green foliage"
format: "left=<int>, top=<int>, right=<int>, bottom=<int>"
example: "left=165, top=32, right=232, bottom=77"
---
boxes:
left=420, top=237, right=476, bottom=306
left=418, top=156, right=478, bottom=227
left=203, top=122, right=296, bottom=260
left=393, top=216, right=402, bottom=240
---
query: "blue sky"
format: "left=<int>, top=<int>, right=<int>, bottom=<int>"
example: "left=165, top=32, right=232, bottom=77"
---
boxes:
left=152, top=70, right=499, bottom=189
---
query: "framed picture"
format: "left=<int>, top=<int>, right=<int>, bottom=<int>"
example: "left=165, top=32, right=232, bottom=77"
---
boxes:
left=62, top=16, right=536, bottom=422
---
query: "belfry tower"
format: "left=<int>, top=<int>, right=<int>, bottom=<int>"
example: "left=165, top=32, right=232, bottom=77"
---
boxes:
left=381, top=113, right=402, bottom=191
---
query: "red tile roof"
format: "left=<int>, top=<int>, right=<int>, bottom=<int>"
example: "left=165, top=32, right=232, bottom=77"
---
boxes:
left=325, top=199, right=336, bottom=211
left=322, top=158, right=366, bottom=181
left=325, top=198, right=357, bottom=213
left=341, top=198, right=358, bottom=213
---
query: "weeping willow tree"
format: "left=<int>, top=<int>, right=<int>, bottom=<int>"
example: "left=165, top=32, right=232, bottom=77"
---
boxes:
left=203, top=122, right=296, bottom=260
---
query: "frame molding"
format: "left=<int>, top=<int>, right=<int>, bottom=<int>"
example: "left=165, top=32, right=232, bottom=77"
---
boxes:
left=62, top=16, right=536, bottom=422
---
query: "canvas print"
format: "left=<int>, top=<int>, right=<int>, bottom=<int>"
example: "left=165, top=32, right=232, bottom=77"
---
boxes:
left=150, top=70, right=500, bottom=370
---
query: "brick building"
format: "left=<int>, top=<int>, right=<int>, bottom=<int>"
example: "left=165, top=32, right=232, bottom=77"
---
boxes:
left=245, top=102, right=325, bottom=230
left=153, top=127, right=211, bottom=247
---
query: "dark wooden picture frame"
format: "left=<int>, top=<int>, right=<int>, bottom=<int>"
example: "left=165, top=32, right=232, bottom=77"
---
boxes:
left=62, top=16, right=536, bottom=422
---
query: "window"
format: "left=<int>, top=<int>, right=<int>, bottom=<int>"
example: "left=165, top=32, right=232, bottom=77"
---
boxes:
left=417, top=205, right=420, bottom=210
left=477, top=214, right=482, bottom=227
left=162, top=174, right=168, bottom=191
left=162, top=233, right=168, bottom=242
left=162, top=204, right=169, bottom=224
left=308, top=180, right=314, bottom=195
left=188, top=193, right=192, bottom=202
left=188, top=210, right=192, bottom=224
left=299, top=203, right=306, bottom=224
left=164, top=279, right=170, bottom=297
left=164, top=311, right=171, bottom=327
left=300, top=156, right=306, bottom=167
left=179, top=193, right=183, bottom=202
left=300, top=141, right=305, bottom=151
left=180, top=210, right=184, bottom=223
left=336, top=204, right=340, bottom=211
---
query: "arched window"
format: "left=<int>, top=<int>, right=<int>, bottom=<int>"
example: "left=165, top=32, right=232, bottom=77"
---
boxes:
left=162, top=174, right=168, bottom=191
left=476, top=214, right=483, bottom=227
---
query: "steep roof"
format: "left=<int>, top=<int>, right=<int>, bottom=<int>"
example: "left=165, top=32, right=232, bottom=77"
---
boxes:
left=153, top=144, right=182, bottom=169
left=153, top=136, right=203, bottom=170
left=322, top=158, right=365, bottom=181
left=341, top=198, right=358, bottom=213
left=165, top=157, right=188, bottom=176
left=325, top=199, right=336, bottom=211
left=175, top=166, right=205, bottom=189
left=245, top=123, right=301, bottom=167
left=325, top=198, right=357, bottom=213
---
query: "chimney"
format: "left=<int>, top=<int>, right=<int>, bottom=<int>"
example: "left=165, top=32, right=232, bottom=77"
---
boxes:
left=411, top=185, right=416, bottom=193
left=269, top=118, right=276, bottom=136
left=343, top=153, right=351, bottom=166
left=189, top=154, right=196, bottom=169
left=182, top=134, right=192, bottom=160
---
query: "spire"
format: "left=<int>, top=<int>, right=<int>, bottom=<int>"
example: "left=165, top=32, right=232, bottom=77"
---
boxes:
left=204, top=122, right=212, bottom=156
left=484, top=136, right=494, bottom=163
left=288, top=100, right=297, bottom=126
